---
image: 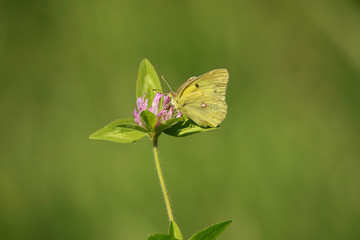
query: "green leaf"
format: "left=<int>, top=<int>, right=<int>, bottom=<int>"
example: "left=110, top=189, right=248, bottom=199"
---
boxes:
left=188, top=220, right=232, bottom=240
left=169, top=221, right=183, bottom=240
left=147, top=233, right=177, bottom=240
left=116, top=122, right=148, bottom=133
left=156, top=117, right=186, bottom=133
left=89, top=119, right=147, bottom=143
left=164, top=118, right=218, bottom=137
left=136, top=58, right=162, bottom=103
left=140, top=110, right=157, bottom=132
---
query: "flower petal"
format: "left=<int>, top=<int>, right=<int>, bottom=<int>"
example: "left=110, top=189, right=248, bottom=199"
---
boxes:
left=150, top=92, right=163, bottom=115
left=132, top=93, right=182, bottom=129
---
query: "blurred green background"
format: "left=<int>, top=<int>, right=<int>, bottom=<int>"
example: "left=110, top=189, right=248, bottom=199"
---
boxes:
left=1, top=0, right=360, bottom=239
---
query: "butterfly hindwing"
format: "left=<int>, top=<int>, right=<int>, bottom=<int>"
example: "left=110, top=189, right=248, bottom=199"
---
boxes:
left=178, top=93, right=227, bottom=127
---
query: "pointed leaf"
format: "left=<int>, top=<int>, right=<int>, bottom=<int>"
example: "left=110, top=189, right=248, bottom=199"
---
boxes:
left=147, top=233, right=177, bottom=240
left=169, top=221, right=183, bottom=240
left=156, top=117, right=186, bottom=133
left=140, top=110, right=157, bottom=132
left=89, top=119, right=147, bottom=143
left=136, top=58, right=162, bottom=103
left=164, top=118, right=218, bottom=137
left=188, top=220, right=232, bottom=240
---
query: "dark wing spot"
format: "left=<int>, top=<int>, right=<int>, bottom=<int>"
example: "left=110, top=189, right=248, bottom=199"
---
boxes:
left=201, top=103, right=207, bottom=108
left=214, top=89, right=217, bottom=93
left=195, top=83, right=199, bottom=88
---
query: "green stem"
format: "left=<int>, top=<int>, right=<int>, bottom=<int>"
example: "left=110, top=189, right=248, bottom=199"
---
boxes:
left=152, top=139, right=174, bottom=222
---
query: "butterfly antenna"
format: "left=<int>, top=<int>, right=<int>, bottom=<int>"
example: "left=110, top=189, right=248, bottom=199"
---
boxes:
left=161, top=76, right=173, bottom=92
left=152, top=89, right=163, bottom=92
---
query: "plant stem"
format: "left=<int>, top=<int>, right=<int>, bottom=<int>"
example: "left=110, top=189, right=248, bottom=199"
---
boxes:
left=152, top=139, right=174, bottom=222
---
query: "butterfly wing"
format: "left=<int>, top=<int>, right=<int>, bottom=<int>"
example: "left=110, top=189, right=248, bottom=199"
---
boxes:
left=174, top=69, right=229, bottom=127
left=178, top=94, right=227, bottom=127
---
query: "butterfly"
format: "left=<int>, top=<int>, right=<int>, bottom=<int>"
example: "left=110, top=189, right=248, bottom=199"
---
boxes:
left=170, top=69, right=229, bottom=128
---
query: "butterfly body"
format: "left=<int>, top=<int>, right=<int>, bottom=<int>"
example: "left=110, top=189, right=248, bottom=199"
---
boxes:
left=170, top=69, right=229, bottom=128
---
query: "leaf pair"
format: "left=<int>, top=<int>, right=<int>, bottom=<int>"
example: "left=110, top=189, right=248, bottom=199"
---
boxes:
left=148, top=220, right=232, bottom=240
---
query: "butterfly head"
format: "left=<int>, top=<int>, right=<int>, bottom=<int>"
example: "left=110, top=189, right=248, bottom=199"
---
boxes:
left=168, top=92, right=179, bottom=107
left=168, top=91, right=176, bottom=99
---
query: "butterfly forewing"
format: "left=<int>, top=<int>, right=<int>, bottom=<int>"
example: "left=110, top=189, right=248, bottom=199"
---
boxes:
left=177, top=69, right=229, bottom=101
left=174, top=69, right=229, bottom=127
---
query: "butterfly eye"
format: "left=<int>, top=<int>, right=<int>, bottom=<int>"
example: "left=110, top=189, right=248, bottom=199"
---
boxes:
left=195, top=84, right=199, bottom=88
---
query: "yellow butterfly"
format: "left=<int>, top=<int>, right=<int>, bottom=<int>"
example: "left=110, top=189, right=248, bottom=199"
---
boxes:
left=170, top=69, right=229, bottom=128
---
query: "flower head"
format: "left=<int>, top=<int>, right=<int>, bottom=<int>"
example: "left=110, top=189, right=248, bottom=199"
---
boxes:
left=132, top=93, right=182, bottom=128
